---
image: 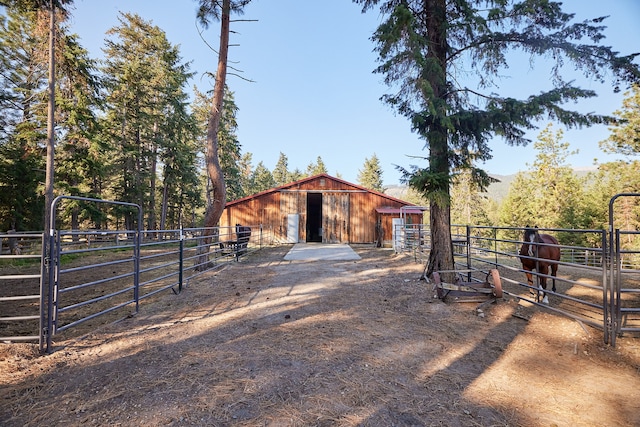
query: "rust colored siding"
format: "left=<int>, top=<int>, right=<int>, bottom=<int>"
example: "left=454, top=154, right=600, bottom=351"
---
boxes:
left=280, top=191, right=306, bottom=242
left=322, top=193, right=349, bottom=243
left=219, top=174, right=419, bottom=245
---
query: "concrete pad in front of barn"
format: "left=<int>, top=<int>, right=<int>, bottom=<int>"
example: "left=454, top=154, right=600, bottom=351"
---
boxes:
left=283, top=243, right=361, bottom=261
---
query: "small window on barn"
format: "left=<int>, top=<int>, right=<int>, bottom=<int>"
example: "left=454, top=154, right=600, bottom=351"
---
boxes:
left=319, top=178, right=325, bottom=186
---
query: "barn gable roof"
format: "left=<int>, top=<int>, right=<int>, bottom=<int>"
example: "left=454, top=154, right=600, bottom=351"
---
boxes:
left=224, top=173, right=415, bottom=207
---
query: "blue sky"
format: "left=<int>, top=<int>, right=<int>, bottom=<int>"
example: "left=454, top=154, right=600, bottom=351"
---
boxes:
left=68, top=0, right=640, bottom=185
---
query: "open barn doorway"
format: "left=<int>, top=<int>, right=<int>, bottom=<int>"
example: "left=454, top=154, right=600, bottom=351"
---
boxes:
left=306, top=193, right=323, bottom=242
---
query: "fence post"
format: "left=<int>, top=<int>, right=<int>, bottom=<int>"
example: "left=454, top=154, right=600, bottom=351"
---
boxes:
left=45, top=223, right=56, bottom=353
left=178, top=228, right=184, bottom=293
left=466, top=225, right=471, bottom=281
left=601, top=230, right=610, bottom=345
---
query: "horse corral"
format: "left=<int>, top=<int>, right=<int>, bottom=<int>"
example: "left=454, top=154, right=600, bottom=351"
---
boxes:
left=1, top=244, right=639, bottom=426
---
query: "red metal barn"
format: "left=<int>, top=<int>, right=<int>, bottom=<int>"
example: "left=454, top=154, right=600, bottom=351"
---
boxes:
left=219, top=174, right=423, bottom=246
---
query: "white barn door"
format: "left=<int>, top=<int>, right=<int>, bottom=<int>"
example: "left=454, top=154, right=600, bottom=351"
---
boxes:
left=287, top=214, right=299, bottom=243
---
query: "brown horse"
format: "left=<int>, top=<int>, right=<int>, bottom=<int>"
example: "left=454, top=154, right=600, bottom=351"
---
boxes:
left=519, top=226, right=561, bottom=304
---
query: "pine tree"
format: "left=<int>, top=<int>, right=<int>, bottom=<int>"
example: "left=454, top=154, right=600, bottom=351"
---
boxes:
left=450, top=169, right=491, bottom=226
left=355, top=0, right=640, bottom=278
left=54, top=30, right=105, bottom=230
left=586, top=162, right=640, bottom=233
left=0, top=7, right=48, bottom=230
left=193, top=87, right=244, bottom=202
left=237, top=152, right=254, bottom=197
left=251, top=161, right=275, bottom=194
left=498, top=124, right=584, bottom=237
left=600, top=84, right=640, bottom=157
left=288, top=168, right=304, bottom=183
left=357, top=154, right=385, bottom=192
left=102, top=13, right=195, bottom=230
left=272, top=152, right=290, bottom=186
left=306, top=156, right=328, bottom=176
left=592, top=84, right=640, bottom=246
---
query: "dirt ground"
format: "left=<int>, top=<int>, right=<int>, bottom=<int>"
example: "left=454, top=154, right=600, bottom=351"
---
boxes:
left=1, top=245, right=639, bottom=426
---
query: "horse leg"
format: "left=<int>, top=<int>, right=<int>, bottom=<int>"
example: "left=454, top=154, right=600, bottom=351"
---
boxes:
left=539, top=264, right=550, bottom=304
left=550, top=262, right=558, bottom=293
left=523, top=267, right=536, bottom=297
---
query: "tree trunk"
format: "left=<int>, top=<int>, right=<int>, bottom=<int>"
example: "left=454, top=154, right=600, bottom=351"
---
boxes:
left=427, top=200, right=454, bottom=278
left=148, top=121, right=158, bottom=234
left=197, top=0, right=230, bottom=269
left=424, top=0, right=455, bottom=282
left=160, top=177, right=168, bottom=233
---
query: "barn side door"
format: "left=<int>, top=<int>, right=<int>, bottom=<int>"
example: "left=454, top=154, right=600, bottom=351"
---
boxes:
left=322, top=193, right=350, bottom=243
left=280, top=191, right=305, bottom=242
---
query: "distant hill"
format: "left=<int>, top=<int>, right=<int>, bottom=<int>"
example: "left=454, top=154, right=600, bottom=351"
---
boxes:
left=385, top=168, right=596, bottom=203
left=384, top=174, right=515, bottom=202
left=485, top=174, right=514, bottom=202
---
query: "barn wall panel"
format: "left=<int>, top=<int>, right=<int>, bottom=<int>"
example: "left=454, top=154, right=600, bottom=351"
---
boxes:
left=348, top=193, right=371, bottom=243
left=322, top=193, right=349, bottom=243
left=294, top=179, right=355, bottom=192
left=220, top=175, right=418, bottom=245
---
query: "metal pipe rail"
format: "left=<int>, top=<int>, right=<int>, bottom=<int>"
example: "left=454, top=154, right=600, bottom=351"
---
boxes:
left=0, top=232, right=45, bottom=345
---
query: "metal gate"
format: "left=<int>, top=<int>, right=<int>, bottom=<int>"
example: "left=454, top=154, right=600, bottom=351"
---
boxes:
left=607, top=193, right=640, bottom=346
left=42, top=196, right=142, bottom=353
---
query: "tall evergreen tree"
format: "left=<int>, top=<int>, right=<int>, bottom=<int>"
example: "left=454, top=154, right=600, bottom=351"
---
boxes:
left=272, top=152, right=290, bottom=186
left=3, top=0, right=76, bottom=238
left=54, top=30, right=105, bottom=230
left=530, top=124, right=584, bottom=229
left=499, top=124, right=584, bottom=238
left=102, top=13, right=195, bottom=230
left=305, top=155, right=328, bottom=176
left=251, top=161, right=275, bottom=194
left=237, top=152, right=254, bottom=197
left=193, top=86, right=244, bottom=202
left=195, top=0, right=252, bottom=235
left=591, top=84, right=640, bottom=246
left=450, top=169, right=491, bottom=226
left=355, top=0, right=640, bottom=278
left=357, top=153, right=385, bottom=192
left=586, top=161, right=640, bottom=232
left=0, top=7, right=48, bottom=230
left=600, top=84, right=640, bottom=157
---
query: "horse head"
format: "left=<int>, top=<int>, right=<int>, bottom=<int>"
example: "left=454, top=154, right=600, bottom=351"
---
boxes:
left=523, top=226, right=540, bottom=256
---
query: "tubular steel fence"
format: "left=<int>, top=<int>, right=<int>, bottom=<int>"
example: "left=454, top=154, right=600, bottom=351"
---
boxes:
left=0, top=232, right=46, bottom=344
left=393, top=216, right=640, bottom=346
left=608, top=193, right=640, bottom=346
left=3, top=194, right=639, bottom=351
left=0, top=197, right=274, bottom=353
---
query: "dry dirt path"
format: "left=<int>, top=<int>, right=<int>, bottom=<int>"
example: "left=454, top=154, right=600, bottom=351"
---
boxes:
left=1, top=245, right=639, bottom=426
